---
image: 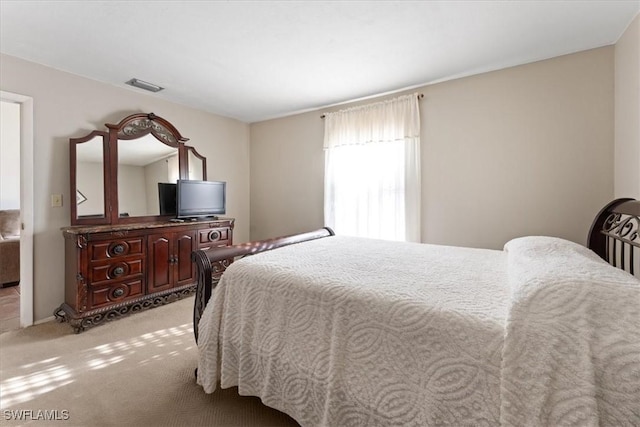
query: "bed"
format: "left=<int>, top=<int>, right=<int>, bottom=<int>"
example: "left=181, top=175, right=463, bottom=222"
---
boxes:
left=192, top=198, right=640, bottom=427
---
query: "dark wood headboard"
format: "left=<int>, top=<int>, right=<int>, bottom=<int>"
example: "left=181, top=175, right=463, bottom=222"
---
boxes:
left=588, top=198, right=640, bottom=277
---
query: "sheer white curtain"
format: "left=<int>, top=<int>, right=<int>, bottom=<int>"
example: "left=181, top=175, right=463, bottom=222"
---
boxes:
left=324, top=93, right=421, bottom=242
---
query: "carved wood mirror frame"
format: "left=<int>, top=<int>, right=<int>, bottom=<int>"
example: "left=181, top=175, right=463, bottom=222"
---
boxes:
left=70, top=112, right=207, bottom=226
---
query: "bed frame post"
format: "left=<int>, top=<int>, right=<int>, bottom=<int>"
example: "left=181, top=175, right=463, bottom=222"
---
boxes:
left=192, top=250, right=213, bottom=343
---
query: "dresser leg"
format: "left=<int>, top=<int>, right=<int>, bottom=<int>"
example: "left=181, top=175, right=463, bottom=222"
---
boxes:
left=53, top=306, right=67, bottom=323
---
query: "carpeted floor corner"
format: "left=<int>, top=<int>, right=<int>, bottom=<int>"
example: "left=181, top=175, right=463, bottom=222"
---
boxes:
left=0, top=296, right=298, bottom=427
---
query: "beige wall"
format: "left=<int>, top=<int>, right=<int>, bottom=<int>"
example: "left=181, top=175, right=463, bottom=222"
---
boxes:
left=614, top=13, right=640, bottom=199
left=250, top=47, right=615, bottom=249
left=250, top=113, right=325, bottom=240
left=0, top=53, right=250, bottom=322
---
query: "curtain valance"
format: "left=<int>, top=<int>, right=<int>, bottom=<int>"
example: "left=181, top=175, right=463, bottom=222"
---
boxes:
left=323, top=93, right=420, bottom=149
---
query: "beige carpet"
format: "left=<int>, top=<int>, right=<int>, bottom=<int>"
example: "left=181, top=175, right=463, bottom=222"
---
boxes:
left=0, top=297, right=299, bottom=427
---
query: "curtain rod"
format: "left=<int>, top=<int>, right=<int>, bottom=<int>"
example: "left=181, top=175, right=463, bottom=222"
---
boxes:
left=320, top=93, right=424, bottom=119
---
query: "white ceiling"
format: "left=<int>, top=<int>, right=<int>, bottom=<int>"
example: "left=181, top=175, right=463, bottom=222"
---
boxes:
left=1, top=1, right=638, bottom=123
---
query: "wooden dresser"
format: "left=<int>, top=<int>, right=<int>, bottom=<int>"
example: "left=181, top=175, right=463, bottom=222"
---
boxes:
left=56, top=218, right=233, bottom=332
left=59, top=112, right=233, bottom=332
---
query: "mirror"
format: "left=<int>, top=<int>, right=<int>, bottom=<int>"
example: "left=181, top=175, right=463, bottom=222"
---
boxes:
left=186, top=146, right=207, bottom=180
left=117, top=134, right=179, bottom=217
left=77, top=136, right=106, bottom=217
left=69, top=113, right=208, bottom=226
left=70, top=131, right=108, bottom=224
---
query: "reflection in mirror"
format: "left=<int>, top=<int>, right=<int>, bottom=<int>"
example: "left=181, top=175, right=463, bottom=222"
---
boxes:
left=118, top=134, right=179, bottom=217
left=76, top=135, right=105, bottom=218
left=187, top=147, right=205, bottom=180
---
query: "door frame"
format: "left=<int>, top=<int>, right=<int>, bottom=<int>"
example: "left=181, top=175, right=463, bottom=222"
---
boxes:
left=1, top=90, right=34, bottom=327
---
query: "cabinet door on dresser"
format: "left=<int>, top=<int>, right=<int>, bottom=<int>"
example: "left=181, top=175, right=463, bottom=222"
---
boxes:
left=147, top=230, right=196, bottom=293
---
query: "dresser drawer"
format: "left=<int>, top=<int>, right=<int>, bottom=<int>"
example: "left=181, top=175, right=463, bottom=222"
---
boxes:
left=90, top=258, right=144, bottom=285
left=89, top=279, right=144, bottom=309
left=198, top=227, right=231, bottom=249
left=89, top=238, right=144, bottom=261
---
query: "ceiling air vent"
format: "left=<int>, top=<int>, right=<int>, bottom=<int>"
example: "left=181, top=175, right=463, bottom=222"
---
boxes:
left=125, top=78, right=164, bottom=93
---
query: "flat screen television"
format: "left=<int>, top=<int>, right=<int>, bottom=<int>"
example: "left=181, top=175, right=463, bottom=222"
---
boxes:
left=158, top=182, right=177, bottom=215
left=176, top=179, right=226, bottom=219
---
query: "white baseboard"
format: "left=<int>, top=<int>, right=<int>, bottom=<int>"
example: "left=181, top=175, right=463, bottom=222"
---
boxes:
left=33, top=316, right=55, bottom=325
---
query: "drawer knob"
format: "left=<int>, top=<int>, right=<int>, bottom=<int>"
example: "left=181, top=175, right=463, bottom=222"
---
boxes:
left=113, top=288, right=125, bottom=297
left=109, top=242, right=129, bottom=256
left=208, top=231, right=220, bottom=241
left=112, top=266, right=125, bottom=276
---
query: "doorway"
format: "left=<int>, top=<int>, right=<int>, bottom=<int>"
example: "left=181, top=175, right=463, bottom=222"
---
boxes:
left=0, top=91, right=34, bottom=331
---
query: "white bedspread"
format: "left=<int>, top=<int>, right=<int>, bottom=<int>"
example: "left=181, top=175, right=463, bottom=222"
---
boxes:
left=197, top=235, right=640, bottom=426
left=500, top=236, right=640, bottom=426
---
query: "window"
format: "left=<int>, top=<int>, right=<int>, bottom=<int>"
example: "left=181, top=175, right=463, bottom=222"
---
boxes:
left=323, top=94, right=421, bottom=242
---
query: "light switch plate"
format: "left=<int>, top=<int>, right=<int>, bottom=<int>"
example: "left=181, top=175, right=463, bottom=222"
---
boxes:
left=51, top=194, right=63, bottom=207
